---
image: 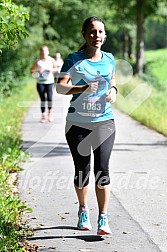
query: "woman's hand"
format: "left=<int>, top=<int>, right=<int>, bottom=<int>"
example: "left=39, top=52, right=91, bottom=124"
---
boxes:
left=56, top=77, right=98, bottom=95
left=106, top=87, right=117, bottom=103
left=85, top=81, right=98, bottom=94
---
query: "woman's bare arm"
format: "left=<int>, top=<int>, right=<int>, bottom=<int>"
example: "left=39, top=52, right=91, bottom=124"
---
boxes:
left=56, top=74, right=98, bottom=95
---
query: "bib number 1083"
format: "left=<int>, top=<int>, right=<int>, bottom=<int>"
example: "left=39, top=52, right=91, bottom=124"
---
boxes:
left=82, top=102, right=101, bottom=111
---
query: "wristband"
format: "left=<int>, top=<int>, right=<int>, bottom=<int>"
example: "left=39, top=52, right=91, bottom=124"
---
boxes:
left=111, top=86, right=118, bottom=94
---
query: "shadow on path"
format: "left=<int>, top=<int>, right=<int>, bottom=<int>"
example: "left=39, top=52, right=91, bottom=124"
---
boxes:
left=28, top=226, right=104, bottom=242
left=22, top=141, right=70, bottom=157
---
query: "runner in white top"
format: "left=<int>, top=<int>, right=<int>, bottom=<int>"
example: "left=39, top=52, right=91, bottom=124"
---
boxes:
left=31, top=46, right=57, bottom=123
left=55, top=52, right=64, bottom=73
left=54, top=52, right=64, bottom=82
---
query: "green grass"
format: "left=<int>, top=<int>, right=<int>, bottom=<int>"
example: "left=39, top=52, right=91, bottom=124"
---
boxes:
left=0, top=80, right=37, bottom=251
left=0, top=80, right=37, bottom=172
left=144, top=48, right=167, bottom=89
left=116, top=47, right=167, bottom=137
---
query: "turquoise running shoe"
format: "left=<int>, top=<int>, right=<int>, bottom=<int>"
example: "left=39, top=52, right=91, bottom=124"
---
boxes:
left=77, top=209, right=92, bottom=230
left=97, top=213, right=112, bottom=235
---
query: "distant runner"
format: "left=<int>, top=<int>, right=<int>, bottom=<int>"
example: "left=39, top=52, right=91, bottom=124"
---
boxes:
left=31, top=46, right=57, bottom=123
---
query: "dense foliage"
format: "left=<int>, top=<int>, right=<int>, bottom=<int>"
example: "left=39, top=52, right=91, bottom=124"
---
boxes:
left=0, top=0, right=166, bottom=97
left=0, top=0, right=29, bottom=50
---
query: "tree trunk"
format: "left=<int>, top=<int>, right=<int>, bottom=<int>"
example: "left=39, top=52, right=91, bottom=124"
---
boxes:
left=122, top=33, right=129, bottom=59
left=128, top=34, right=132, bottom=59
left=135, top=0, right=145, bottom=76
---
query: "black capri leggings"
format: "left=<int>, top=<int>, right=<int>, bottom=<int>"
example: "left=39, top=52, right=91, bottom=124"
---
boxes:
left=37, top=83, right=54, bottom=113
left=65, top=120, right=115, bottom=187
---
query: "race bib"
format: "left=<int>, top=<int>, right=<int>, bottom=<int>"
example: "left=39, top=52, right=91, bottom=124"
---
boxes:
left=38, top=70, right=50, bottom=82
left=76, top=80, right=108, bottom=117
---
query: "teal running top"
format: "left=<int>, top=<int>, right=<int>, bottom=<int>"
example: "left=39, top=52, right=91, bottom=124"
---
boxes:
left=61, top=49, right=115, bottom=123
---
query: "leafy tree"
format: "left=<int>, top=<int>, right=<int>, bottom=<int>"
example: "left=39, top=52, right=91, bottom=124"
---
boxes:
left=0, top=0, right=29, bottom=52
left=13, top=0, right=115, bottom=57
left=1, top=0, right=166, bottom=88
left=108, top=0, right=167, bottom=75
left=0, top=0, right=29, bottom=97
left=145, top=5, right=167, bottom=50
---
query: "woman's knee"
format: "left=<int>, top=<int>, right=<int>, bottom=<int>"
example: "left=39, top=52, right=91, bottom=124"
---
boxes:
left=94, top=170, right=110, bottom=187
left=74, top=170, right=90, bottom=187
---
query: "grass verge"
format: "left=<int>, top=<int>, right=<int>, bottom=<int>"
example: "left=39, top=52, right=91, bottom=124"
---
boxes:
left=115, top=48, right=167, bottom=137
left=115, top=76, right=167, bottom=136
left=0, top=79, right=37, bottom=251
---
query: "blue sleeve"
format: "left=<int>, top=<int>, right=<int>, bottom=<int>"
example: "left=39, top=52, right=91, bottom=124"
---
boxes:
left=61, top=54, right=74, bottom=76
left=109, top=53, right=115, bottom=75
left=109, top=53, right=115, bottom=73
left=112, top=58, right=115, bottom=74
left=103, top=51, right=115, bottom=75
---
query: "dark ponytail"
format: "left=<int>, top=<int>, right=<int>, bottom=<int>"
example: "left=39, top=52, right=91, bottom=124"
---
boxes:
left=78, top=43, right=87, bottom=51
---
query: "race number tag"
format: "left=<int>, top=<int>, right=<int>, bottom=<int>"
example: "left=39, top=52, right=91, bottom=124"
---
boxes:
left=38, top=70, right=50, bottom=82
left=77, top=80, right=108, bottom=117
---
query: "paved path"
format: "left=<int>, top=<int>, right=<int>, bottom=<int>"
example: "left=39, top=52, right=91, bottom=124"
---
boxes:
left=19, top=90, right=167, bottom=252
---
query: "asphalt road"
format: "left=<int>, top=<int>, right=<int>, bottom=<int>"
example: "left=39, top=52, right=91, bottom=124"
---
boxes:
left=18, top=90, right=167, bottom=252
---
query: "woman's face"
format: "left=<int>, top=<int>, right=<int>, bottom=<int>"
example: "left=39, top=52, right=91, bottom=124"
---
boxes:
left=40, top=46, right=49, bottom=58
left=84, top=21, right=106, bottom=49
